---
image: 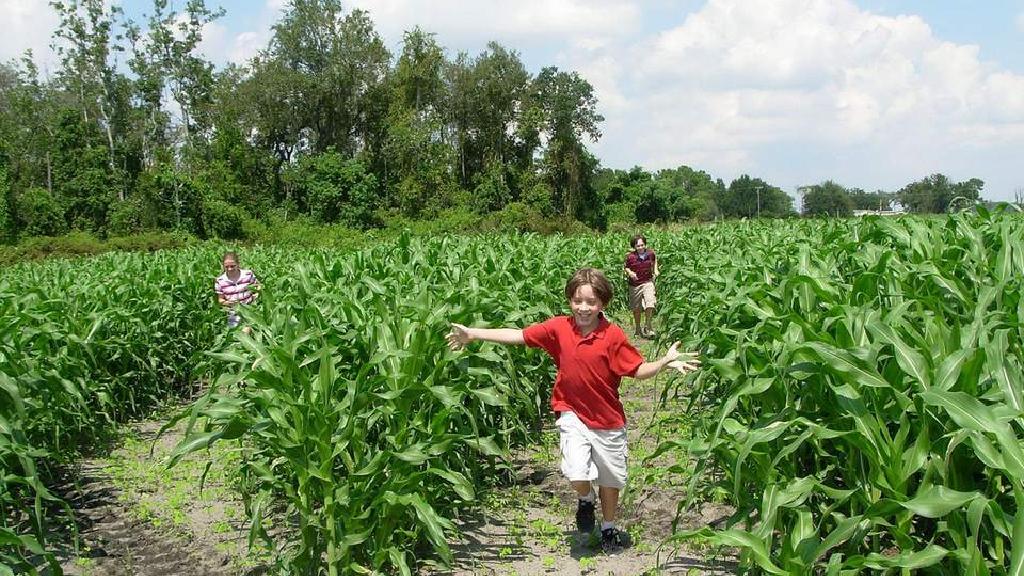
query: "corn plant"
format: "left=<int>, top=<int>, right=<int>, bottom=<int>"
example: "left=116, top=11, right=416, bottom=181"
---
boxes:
left=168, top=233, right=633, bottom=574
left=653, top=210, right=1024, bottom=574
left=0, top=247, right=226, bottom=574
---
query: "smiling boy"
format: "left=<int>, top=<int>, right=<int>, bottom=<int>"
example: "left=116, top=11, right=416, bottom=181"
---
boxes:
left=447, top=267, right=699, bottom=551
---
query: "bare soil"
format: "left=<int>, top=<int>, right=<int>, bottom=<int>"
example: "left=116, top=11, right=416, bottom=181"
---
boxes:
left=426, top=334, right=738, bottom=575
left=49, top=333, right=736, bottom=575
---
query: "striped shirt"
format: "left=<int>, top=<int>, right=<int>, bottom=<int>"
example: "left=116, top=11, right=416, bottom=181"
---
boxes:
left=214, top=269, right=259, bottom=305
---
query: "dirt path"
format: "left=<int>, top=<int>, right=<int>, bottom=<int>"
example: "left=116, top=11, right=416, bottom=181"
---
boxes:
left=53, top=461, right=231, bottom=576
left=52, top=420, right=266, bottom=576
left=50, top=331, right=735, bottom=575
left=428, top=332, right=737, bottom=575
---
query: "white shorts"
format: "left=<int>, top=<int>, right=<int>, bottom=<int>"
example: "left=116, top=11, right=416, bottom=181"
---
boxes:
left=556, top=411, right=628, bottom=489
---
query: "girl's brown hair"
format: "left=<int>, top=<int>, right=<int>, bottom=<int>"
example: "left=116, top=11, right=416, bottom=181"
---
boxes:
left=564, top=267, right=613, bottom=305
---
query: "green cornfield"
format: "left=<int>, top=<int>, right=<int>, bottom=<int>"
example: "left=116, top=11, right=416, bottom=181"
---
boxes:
left=654, top=209, right=1024, bottom=574
left=3, top=211, right=1024, bottom=575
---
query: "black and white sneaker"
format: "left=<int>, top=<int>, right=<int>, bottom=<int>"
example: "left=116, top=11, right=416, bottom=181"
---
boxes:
left=601, top=527, right=632, bottom=552
left=575, top=499, right=596, bottom=533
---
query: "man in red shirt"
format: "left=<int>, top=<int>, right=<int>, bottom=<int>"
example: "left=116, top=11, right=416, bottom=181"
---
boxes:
left=624, top=234, right=659, bottom=338
left=447, top=267, right=699, bottom=551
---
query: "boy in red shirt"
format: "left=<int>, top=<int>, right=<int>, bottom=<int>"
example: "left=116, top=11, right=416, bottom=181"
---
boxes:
left=447, top=267, right=699, bottom=551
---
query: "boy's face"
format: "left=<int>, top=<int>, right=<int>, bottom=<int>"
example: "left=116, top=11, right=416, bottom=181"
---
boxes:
left=223, top=258, right=239, bottom=275
left=569, top=284, right=605, bottom=332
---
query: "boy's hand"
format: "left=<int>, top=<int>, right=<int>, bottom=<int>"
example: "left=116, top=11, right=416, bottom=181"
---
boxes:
left=447, top=323, right=473, bottom=350
left=663, top=341, right=701, bottom=374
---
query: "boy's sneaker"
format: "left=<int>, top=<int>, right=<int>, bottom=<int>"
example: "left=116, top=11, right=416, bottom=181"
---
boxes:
left=575, top=499, right=596, bottom=533
left=601, top=527, right=631, bottom=552
left=643, top=327, right=657, bottom=339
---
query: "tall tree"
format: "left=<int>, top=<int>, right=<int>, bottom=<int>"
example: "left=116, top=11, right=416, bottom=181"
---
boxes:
left=393, top=28, right=445, bottom=114
left=4, top=57, right=59, bottom=197
left=848, top=188, right=896, bottom=211
left=719, top=175, right=791, bottom=218
left=802, top=180, right=853, bottom=217
left=897, top=173, right=983, bottom=213
left=384, top=27, right=451, bottom=215
left=51, top=0, right=122, bottom=175
left=143, top=0, right=223, bottom=159
left=270, top=1, right=389, bottom=155
left=528, top=67, right=603, bottom=225
left=124, top=17, right=170, bottom=169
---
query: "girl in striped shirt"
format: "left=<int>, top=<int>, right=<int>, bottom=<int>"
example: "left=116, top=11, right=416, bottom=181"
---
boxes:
left=214, top=251, right=260, bottom=330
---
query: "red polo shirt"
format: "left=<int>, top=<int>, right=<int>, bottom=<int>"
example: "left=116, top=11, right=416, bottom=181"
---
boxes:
left=624, top=249, right=656, bottom=286
left=522, top=315, right=644, bottom=429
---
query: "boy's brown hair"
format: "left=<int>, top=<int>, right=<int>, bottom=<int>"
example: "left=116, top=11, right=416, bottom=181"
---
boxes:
left=564, top=267, right=614, bottom=305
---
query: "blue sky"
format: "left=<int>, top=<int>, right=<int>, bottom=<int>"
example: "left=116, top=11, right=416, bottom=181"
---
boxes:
left=4, top=0, right=1024, bottom=200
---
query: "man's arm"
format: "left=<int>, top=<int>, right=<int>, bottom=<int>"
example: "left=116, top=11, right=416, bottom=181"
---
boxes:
left=448, top=323, right=525, bottom=349
left=632, top=342, right=700, bottom=380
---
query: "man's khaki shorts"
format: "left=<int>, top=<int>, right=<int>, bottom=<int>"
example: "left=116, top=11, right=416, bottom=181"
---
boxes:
left=628, top=281, right=656, bottom=311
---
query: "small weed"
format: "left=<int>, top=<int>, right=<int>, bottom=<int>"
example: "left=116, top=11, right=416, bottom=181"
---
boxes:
left=74, top=556, right=95, bottom=570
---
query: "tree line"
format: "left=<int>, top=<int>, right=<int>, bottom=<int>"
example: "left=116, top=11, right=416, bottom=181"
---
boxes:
left=0, top=0, right=990, bottom=243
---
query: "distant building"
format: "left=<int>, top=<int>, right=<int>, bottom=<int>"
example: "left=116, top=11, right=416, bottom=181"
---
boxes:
left=852, top=210, right=902, bottom=217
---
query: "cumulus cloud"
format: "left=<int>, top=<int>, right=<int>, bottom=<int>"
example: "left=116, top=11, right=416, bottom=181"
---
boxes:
left=199, top=23, right=270, bottom=66
left=560, top=0, right=1024, bottom=197
left=194, top=0, right=288, bottom=66
left=0, top=0, right=59, bottom=68
left=347, top=0, right=641, bottom=52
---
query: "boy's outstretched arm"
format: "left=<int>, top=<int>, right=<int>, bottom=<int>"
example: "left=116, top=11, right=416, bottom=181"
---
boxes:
left=447, top=323, right=525, bottom=350
left=633, top=341, right=700, bottom=380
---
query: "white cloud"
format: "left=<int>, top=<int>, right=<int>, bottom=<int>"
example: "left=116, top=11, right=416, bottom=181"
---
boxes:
left=0, top=0, right=59, bottom=68
left=347, top=0, right=641, bottom=50
left=558, top=0, right=1024, bottom=198
left=195, top=0, right=286, bottom=66
left=199, top=23, right=269, bottom=66
left=1017, top=11, right=1024, bottom=33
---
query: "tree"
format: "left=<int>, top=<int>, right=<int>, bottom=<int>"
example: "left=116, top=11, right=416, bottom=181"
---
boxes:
left=528, top=67, right=603, bottom=226
left=848, top=188, right=895, bottom=211
left=142, top=0, right=224, bottom=158
left=393, top=28, right=445, bottom=114
left=0, top=164, right=13, bottom=242
left=51, top=0, right=123, bottom=175
left=717, top=175, right=791, bottom=218
left=802, top=180, right=853, bottom=217
left=897, top=174, right=983, bottom=213
left=287, top=149, right=379, bottom=228
left=4, top=57, right=59, bottom=197
left=462, top=43, right=532, bottom=189
left=383, top=27, right=452, bottom=215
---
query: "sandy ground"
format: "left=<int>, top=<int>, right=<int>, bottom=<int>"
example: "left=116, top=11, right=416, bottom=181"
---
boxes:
left=52, top=333, right=736, bottom=575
